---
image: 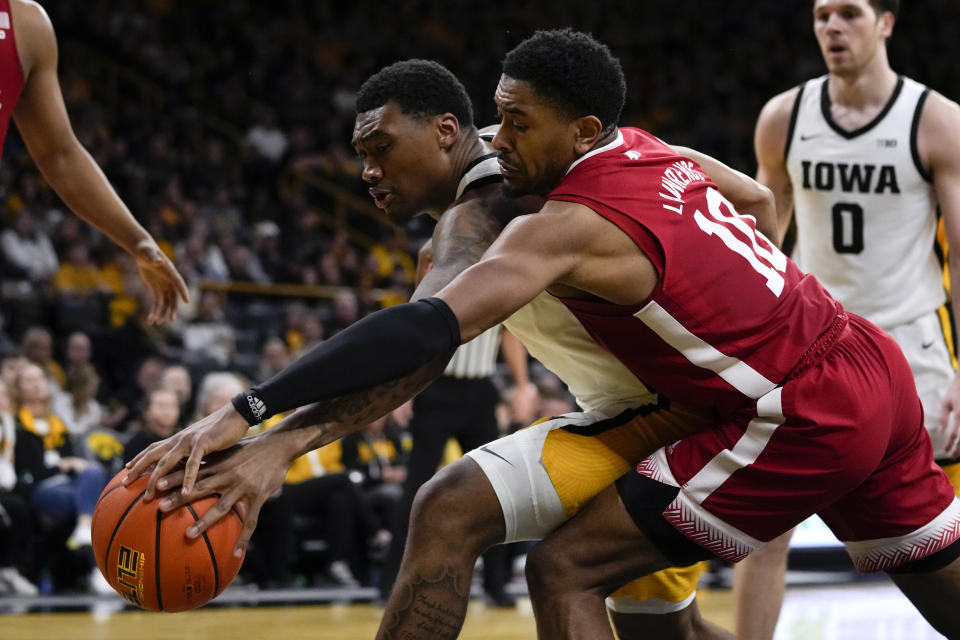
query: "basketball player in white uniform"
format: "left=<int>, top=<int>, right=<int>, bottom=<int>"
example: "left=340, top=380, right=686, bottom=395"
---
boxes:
left=739, top=1, right=960, bottom=638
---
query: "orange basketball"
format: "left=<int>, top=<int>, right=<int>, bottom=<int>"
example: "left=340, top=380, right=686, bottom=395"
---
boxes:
left=91, top=469, right=245, bottom=612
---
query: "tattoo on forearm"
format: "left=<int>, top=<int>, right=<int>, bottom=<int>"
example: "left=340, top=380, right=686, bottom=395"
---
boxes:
left=272, top=356, right=449, bottom=454
left=378, top=567, right=470, bottom=640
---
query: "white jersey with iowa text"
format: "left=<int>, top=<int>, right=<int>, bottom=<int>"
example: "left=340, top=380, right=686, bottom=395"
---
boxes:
left=786, top=75, right=942, bottom=330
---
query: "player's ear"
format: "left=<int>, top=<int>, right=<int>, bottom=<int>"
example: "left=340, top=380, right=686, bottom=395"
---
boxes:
left=878, top=10, right=894, bottom=38
left=436, top=114, right=460, bottom=150
left=573, top=115, right=604, bottom=155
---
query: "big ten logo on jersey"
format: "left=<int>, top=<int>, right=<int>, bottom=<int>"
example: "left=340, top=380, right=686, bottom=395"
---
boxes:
left=0, top=12, right=9, bottom=39
left=800, top=160, right=901, bottom=194
left=117, top=545, right=146, bottom=606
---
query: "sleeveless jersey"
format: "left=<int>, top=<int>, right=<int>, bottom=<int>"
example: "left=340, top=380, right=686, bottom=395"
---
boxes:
left=786, top=75, right=941, bottom=329
left=0, top=0, right=22, bottom=158
left=457, top=143, right=658, bottom=411
left=550, top=128, right=841, bottom=414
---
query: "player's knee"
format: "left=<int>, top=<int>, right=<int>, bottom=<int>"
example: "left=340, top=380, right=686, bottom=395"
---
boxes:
left=409, top=460, right=496, bottom=552
left=525, top=539, right=584, bottom=599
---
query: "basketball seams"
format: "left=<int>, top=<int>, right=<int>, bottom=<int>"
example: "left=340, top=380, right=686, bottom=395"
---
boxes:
left=155, top=509, right=164, bottom=612
left=185, top=503, right=221, bottom=596
left=102, top=488, right=147, bottom=576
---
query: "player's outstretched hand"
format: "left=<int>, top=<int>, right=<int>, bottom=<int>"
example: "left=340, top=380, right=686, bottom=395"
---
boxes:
left=939, top=374, right=960, bottom=457
left=123, top=402, right=250, bottom=500
left=151, top=434, right=293, bottom=557
left=133, top=239, right=190, bottom=324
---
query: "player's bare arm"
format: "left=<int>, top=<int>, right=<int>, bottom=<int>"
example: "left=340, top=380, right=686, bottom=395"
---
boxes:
left=124, top=197, right=525, bottom=548
left=918, top=91, right=960, bottom=454
left=755, top=87, right=801, bottom=247
left=414, top=200, right=507, bottom=299
left=671, top=144, right=777, bottom=241
left=10, top=0, right=188, bottom=323
left=438, top=199, right=658, bottom=342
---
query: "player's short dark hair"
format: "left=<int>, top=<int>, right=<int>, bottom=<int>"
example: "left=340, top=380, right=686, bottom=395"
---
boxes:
left=356, top=59, right=474, bottom=126
left=816, top=0, right=898, bottom=19
left=502, top=29, right=625, bottom=135
left=868, top=0, right=898, bottom=18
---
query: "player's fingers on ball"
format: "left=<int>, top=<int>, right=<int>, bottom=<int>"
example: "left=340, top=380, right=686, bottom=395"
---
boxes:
left=181, top=446, right=206, bottom=496
left=189, top=489, right=240, bottom=538
left=146, top=445, right=187, bottom=499
left=154, top=468, right=187, bottom=494
left=233, top=498, right=249, bottom=521
left=126, top=441, right=161, bottom=472
left=234, top=509, right=260, bottom=556
left=157, top=490, right=185, bottom=512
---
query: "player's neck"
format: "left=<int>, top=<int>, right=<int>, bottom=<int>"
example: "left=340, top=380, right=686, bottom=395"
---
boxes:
left=827, top=52, right=897, bottom=110
left=450, top=129, right=487, bottom=186
left=421, top=132, right=486, bottom=218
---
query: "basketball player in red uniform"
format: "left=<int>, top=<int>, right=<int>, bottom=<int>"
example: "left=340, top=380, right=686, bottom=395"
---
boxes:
left=128, top=29, right=960, bottom=639
left=130, top=57, right=770, bottom=638
left=0, top=0, right=187, bottom=321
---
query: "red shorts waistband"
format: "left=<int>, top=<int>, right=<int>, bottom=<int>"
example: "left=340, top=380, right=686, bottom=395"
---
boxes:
left=784, top=304, right=850, bottom=383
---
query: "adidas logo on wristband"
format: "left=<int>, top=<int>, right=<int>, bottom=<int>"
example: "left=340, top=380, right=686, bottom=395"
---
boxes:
left=246, top=394, right=266, bottom=422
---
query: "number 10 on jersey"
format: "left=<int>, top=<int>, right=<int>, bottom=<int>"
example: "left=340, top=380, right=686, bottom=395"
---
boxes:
left=693, top=187, right=787, bottom=296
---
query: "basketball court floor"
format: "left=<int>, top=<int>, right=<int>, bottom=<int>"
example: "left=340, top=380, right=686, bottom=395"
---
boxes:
left=0, top=577, right=947, bottom=639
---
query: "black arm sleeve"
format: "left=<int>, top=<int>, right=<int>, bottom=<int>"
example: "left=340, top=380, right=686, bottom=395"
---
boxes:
left=231, top=297, right=460, bottom=425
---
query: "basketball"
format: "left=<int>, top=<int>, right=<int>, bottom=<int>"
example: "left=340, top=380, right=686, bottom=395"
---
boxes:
left=91, top=469, right=245, bottom=612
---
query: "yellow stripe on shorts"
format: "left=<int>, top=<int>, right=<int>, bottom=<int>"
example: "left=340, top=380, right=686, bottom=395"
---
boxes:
left=941, top=461, right=960, bottom=496
left=541, top=403, right=709, bottom=518
left=608, top=562, right=707, bottom=609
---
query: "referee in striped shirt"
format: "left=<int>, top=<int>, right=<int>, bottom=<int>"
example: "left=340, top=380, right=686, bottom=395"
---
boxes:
left=379, top=243, right=535, bottom=607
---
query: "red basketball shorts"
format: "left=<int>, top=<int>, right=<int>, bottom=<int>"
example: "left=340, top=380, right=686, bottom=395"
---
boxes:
left=635, top=314, right=960, bottom=572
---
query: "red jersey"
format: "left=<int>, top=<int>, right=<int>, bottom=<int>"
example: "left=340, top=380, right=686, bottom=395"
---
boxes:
left=551, top=128, right=842, bottom=414
left=0, top=0, right=23, bottom=158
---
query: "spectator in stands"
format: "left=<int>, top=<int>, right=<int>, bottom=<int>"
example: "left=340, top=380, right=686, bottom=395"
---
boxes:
left=0, top=209, right=59, bottom=286
left=180, top=291, right=236, bottom=369
left=225, top=243, right=270, bottom=285
left=52, top=242, right=108, bottom=297
left=11, top=362, right=108, bottom=594
left=108, top=355, right=166, bottom=432
left=293, top=313, right=324, bottom=359
left=99, top=248, right=141, bottom=328
left=159, top=364, right=194, bottom=422
left=282, top=301, right=309, bottom=354
left=278, top=436, right=387, bottom=588
left=0, top=356, right=26, bottom=393
left=369, top=229, right=416, bottom=288
left=52, top=363, right=104, bottom=438
left=257, top=337, right=290, bottom=381
left=194, top=371, right=246, bottom=420
left=245, top=103, right=288, bottom=164
left=201, top=184, right=243, bottom=240
left=323, top=290, right=361, bottom=337
left=21, top=326, right=65, bottom=392
left=341, top=415, right=407, bottom=554
left=123, top=388, right=181, bottom=463
left=253, top=221, right=285, bottom=283
left=0, top=378, right=37, bottom=595
left=62, top=332, right=93, bottom=371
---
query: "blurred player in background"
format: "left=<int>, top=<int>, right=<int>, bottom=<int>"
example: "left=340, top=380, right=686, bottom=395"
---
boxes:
left=0, top=0, right=187, bottom=322
left=738, top=1, right=960, bottom=636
